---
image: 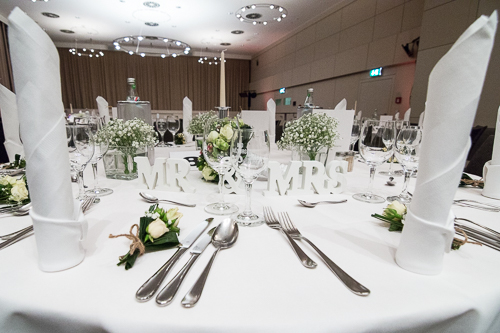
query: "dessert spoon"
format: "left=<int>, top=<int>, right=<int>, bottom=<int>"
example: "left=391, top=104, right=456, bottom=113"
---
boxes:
left=298, top=199, right=347, bottom=208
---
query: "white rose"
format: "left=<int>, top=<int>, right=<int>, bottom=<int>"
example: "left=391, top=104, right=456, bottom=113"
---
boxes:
left=202, top=166, right=216, bottom=181
left=9, top=183, right=29, bottom=203
left=220, top=124, right=233, bottom=140
left=387, top=201, right=406, bottom=216
left=207, top=131, right=219, bottom=143
left=148, top=218, right=169, bottom=239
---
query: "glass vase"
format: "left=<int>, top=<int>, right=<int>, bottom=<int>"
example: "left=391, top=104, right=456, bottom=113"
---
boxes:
left=103, top=146, right=148, bottom=180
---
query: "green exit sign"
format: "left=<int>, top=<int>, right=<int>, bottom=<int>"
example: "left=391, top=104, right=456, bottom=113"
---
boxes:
left=370, top=67, right=382, bottom=77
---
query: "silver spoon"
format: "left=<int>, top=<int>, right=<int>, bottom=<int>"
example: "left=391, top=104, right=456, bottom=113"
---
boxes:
left=181, top=218, right=239, bottom=308
left=298, top=199, right=347, bottom=208
left=139, top=192, right=196, bottom=207
left=386, top=177, right=396, bottom=186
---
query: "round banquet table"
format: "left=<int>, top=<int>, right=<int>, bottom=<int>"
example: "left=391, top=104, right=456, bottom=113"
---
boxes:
left=1, top=146, right=499, bottom=333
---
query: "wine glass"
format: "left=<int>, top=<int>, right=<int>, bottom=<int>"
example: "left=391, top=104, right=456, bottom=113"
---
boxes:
left=350, top=119, right=360, bottom=152
left=167, top=115, right=180, bottom=147
left=230, top=128, right=270, bottom=226
left=68, top=123, right=95, bottom=200
left=353, top=120, right=396, bottom=203
left=202, top=117, right=238, bottom=215
left=387, top=126, right=422, bottom=203
left=156, top=116, right=168, bottom=147
left=85, top=116, right=113, bottom=197
left=379, top=120, right=408, bottom=176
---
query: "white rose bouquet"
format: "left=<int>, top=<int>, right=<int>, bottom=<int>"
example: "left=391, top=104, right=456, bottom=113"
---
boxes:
left=0, top=175, right=29, bottom=204
left=110, top=204, right=182, bottom=270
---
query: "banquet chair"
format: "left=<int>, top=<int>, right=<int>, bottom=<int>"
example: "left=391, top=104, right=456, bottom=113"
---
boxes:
left=467, top=125, right=488, bottom=160
left=464, top=134, right=494, bottom=177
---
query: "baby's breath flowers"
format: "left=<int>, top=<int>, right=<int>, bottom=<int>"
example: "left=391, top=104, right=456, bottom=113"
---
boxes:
left=96, top=118, right=157, bottom=148
left=277, top=113, right=339, bottom=160
left=187, top=111, right=219, bottom=135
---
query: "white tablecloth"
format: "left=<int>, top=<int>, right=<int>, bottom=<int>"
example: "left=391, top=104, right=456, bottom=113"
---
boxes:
left=1, top=150, right=499, bottom=333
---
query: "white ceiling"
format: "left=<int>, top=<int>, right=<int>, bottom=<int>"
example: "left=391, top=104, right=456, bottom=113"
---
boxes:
left=0, top=0, right=346, bottom=59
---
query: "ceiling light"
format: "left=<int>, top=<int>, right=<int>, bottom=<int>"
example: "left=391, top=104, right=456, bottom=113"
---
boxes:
left=145, top=22, right=159, bottom=26
left=42, top=12, right=59, bottom=18
left=69, top=39, right=104, bottom=58
left=220, top=42, right=231, bottom=46
left=113, top=35, right=191, bottom=57
left=235, top=4, right=287, bottom=25
left=231, top=30, right=244, bottom=34
left=60, top=29, right=75, bottom=34
left=143, top=1, right=160, bottom=8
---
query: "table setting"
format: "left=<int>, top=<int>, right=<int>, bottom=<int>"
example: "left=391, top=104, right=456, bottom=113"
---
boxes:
left=1, top=6, right=500, bottom=333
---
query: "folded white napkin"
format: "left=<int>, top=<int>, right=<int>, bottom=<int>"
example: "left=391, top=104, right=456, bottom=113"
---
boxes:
left=356, top=111, right=362, bottom=120
left=396, top=11, right=497, bottom=275
left=96, top=96, right=110, bottom=123
left=394, top=111, right=400, bottom=120
left=267, top=98, right=276, bottom=142
left=334, top=98, right=347, bottom=112
left=183, top=97, right=193, bottom=142
left=8, top=7, right=87, bottom=271
left=0, top=84, right=24, bottom=161
left=418, top=111, right=425, bottom=128
left=482, top=105, right=500, bottom=199
left=403, top=108, right=411, bottom=121
left=111, top=107, right=117, bottom=120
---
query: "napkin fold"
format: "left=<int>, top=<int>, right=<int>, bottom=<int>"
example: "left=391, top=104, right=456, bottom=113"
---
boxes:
left=356, top=111, right=362, bottom=120
left=96, top=96, right=110, bottom=123
left=482, top=105, right=500, bottom=199
left=267, top=98, right=276, bottom=142
left=8, top=7, right=87, bottom=271
left=0, top=84, right=24, bottom=161
left=396, top=11, right=497, bottom=275
left=334, top=98, right=347, bottom=112
left=403, top=108, right=411, bottom=121
left=183, top=96, right=193, bottom=142
left=394, top=111, right=400, bottom=120
left=418, top=111, right=425, bottom=128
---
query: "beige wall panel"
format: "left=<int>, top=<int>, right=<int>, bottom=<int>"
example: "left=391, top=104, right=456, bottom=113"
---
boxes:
left=377, top=0, right=405, bottom=14
left=296, top=25, right=317, bottom=50
left=367, top=34, right=397, bottom=68
left=314, top=33, right=340, bottom=61
left=292, top=63, right=311, bottom=86
left=313, top=80, right=337, bottom=109
left=282, top=54, right=295, bottom=72
left=334, top=74, right=363, bottom=108
left=402, top=0, right=426, bottom=31
left=310, top=56, right=336, bottom=82
left=374, top=5, right=404, bottom=40
left=295, top=47, right=315, bottom=67
left=334, top=44, right=369, bottom=77
left=259, top=48, right=277, bottom=67
left=424, top=0, right=454, bottom=11
left=339, top=18, right=375, bottom=52
left=341, top=0, right=377, bottom=30
left=315, top=11, right=342, bottom=41
left=389, top=62, right=416, bottom=116
left=394, top=27, right=421, bottom=63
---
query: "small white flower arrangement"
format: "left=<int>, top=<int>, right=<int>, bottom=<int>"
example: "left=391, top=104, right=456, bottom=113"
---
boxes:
left=277, top=113, right=339, bottom=160
left=97, top=118, right=157, bottom=148
left=0, top=175, right=29, bottom=204
left=187, top=111, right=219, bottom=135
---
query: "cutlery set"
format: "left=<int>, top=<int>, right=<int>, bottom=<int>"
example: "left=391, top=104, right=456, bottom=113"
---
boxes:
left=454, top=217, right=500, bottom=252
left=136, top=217, right=238, bottom=307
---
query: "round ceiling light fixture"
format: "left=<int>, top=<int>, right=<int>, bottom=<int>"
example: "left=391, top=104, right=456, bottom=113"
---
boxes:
left=69, top=39, right=104, bottom=58
left=143, top=1, right=160, bottom=8
left=235, top=4, right=287, bottom=25
left=145, top=22, right=159, bottom=26
left=113, top=35, right=191, bottom=58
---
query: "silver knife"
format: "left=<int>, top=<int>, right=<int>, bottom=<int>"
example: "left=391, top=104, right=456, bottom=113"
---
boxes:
left=156, top=226, right=216, bottom=306
left=136, top=217, right=213, bottom=302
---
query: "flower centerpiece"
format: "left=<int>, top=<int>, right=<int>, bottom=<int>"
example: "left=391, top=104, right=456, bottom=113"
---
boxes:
left=187, top=111, right=219, bottom=149
left=175, top=133, right=186, bottom=145
left=109, top=204, right=182, bottom=270
left=98, top=118, right=157, bottom=180
left=0, top=175, right=29, bottom=204
left=277, top=113, right=339, bottom=163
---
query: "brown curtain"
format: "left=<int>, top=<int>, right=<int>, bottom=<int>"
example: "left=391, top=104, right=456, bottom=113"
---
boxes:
left=0, top=22, right=14, bottom=92
left=58, top=48, right=250, bottom=111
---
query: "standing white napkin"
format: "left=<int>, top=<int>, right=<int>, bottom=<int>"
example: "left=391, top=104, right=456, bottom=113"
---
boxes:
left=396, top=11, right=497, bottom=275
left=267, top=98, right=276, bottom=143
left=334, top=98, right=347, bottom=111
left=356, top=111, right=362, bottom=120
left=96, top=96, right=110, bottom=123
left=183, top=97, right=193, bottom=142
left=0, top=84, right=24, bottom=161
left=394, top=111, right=400, bottom=120
left=418, top=111, right=425, bottom=128
left=403, top=108, right=411, bottom=121
left=482, top=105, right=500, bottom=199
left=8, top=7, right=87, bottom=272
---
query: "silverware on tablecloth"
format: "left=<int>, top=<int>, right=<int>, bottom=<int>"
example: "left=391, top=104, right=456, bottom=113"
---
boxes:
left=181, top=218, right=238, bottom=308
left=0, top=202, right=32, bottom=215
left=136, top=218, right=213, bottom=302
left=139, top=192, right=196, bottom=208
left=156, top=227, right=216, bottom=306
left=279, top=212, right=370, bottom=296
left=297, top=199, right=347, bottom=208
left=263, top=206, right=317, bottom=269
left=453, top=200, right=500, bottom=212
left=454, top=217, right=500, bottom=252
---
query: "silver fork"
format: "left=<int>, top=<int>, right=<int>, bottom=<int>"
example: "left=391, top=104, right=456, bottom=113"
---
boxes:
left=263, top=207, right=317, bottom=268
left=0, top=196, right=96, bottom=249
left=280, top=212, right=370, bottom=296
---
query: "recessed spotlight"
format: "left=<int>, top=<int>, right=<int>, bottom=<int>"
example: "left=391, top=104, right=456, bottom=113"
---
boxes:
left=60, top=29, right=75, bottom=34
left=145, top=22, right=159, bottom=26
left=221, top=42, right=231, bottom=46
left=42, top=12, right=59, bottom=18
left=143, top=1, right=160, bottom=8
left=231, top=30, right=244, bottom=34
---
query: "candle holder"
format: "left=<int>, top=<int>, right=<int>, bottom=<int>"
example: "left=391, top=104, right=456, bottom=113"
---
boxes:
left=216, top=106, right=231, bottom=119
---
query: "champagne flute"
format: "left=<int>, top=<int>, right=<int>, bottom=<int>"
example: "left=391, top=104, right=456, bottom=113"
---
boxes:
left=156, top=116, right=168, bottom=147
left=167, top=115, right=180, bottom=147
left=387, top=126, right=422, bottom=203
left=85, top=116, right=113, bottom=197
left=380, top=120, right=408, bottom=176
left=230, top=128, right=270, bottom=226
left=202, top=117, right=238, bottom=215
left=69, top=124, right=95, bottom=200
left=353, top=120, right=396, bottom=203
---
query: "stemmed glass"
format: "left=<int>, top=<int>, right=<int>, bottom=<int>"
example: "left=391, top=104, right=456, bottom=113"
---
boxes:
left=350, top=119, right=360, bottom=152
left=230, top=128, right=270, bottom=226
left=167, top=115, right=180, bottom=147
left=380, top=120, right=408, bottom=176
left=68, top=123, right=95, bottom=200
left=353, top=120, right=396, bottom=203
left=387, top=126, right=422, bottom=203
left=156, top=117, right=168, bottom=147
left=85, top=116, right=113, bottom=197
left=202, top=117, right=239, bottom=215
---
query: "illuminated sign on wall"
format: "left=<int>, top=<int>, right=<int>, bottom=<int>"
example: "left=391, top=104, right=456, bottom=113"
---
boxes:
left=279, top=87, right=286, bottom=94
left=370, top=67, right=382, bottom=77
